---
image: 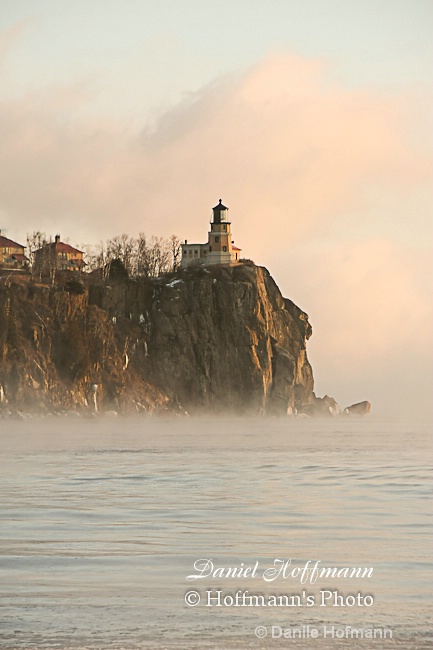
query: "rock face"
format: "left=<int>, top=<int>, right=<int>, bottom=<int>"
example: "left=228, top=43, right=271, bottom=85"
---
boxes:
left=0, top=264, right=316, bottom=414
left=344, top=401, right=371, bottom=416
left=299, top=394, right=340, bottom=418
left=145, top=264, right=314, bottom=414
left=0, top=281, right=168, bottom=414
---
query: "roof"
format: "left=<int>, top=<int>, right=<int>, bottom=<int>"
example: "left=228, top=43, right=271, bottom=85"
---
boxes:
left=213, top=199, right=229, bottom=211
left=11, top=253, right=29, bottom=261
left=232, top=245, right=241, bottom=251
left=54, top=241, right=83, bottom=254
left=0, top=235, right=25, bottom=249
left=38, top=241, right=83, bottom=255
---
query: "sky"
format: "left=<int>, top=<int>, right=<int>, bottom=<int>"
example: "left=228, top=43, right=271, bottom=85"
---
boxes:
left=1, top=0, right=432, bottom=417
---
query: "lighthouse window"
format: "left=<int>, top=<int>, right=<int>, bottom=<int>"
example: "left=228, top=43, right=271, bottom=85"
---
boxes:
left=183, top=249, right=187, bottom=255
left=215, top=236, right=219, bottom=243
left=223, top=246, right=227, bottom=252
left=223, top=224, right=227, bottom=231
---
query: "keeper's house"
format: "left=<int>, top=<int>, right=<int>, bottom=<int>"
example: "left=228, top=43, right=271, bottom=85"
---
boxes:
left=181, top=200, right=241, bottom=268
left=34, top=235, right=85, bottom=276
left=0, top=231, right=29, bottom=270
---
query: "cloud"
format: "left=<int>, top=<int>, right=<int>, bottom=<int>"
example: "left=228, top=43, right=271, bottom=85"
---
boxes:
left=0, top=21, right=32, bottom=67
left=1, top=52, right=431, bottom=244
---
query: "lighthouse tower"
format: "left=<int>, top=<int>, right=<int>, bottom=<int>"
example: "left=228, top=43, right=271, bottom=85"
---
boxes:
left=180, top=199, right=242, bottom=268
left=207, top=200, right=235, bottom=265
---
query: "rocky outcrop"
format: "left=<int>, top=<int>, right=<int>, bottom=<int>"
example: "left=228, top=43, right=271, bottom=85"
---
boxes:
left=0, top=264, right=316, bottom=415
left=344, top=401, right=371, bottom=416
left=299, top=394, right=340, bottom=418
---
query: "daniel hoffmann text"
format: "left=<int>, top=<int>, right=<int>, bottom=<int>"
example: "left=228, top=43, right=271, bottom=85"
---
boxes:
left=186, top=558, right=374, bottom=584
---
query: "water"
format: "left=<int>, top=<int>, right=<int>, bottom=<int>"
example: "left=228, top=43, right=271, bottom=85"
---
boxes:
left=0, top=417, right=432, bottom=649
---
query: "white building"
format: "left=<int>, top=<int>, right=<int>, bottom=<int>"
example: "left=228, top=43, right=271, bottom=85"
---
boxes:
left=180, top=200, right=242, bottom=268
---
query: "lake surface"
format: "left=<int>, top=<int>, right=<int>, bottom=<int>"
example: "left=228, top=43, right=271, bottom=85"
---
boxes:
left=0, top=417, right=432, bottom=649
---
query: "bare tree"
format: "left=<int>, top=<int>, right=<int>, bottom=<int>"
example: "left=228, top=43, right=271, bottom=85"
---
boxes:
left=82, top=242, right=111, bottom=278
left=148, top=236, right=172, bottom=277
left=82, top=232, right=182, bottom=280
left=170, top=235, right=182, bottom=272
left=26, top=232, right=56, bottom=283
left=106, top=234, right=136, bottom=275
left=133, top=234, right=171, bottom=277
left=26, top=231, right=47, bottom=269
left=135, top=233, right=148, bottom=277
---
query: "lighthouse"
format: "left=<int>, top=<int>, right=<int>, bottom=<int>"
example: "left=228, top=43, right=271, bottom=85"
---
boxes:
left=180, top=200, right=242, bottom=268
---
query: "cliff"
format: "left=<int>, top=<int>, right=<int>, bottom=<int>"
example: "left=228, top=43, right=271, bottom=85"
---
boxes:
left=0, top=264, right=315, bottom=415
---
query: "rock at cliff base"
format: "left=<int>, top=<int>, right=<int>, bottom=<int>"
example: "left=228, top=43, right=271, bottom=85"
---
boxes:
left=299, top=394, right=340, bottom=418
left=344, top=401, right=371, bottom=416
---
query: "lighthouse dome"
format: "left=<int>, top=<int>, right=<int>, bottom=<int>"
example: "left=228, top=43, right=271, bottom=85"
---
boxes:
left=212, top=199, right=229, bottom=223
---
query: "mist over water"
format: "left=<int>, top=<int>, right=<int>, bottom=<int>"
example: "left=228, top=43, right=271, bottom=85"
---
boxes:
left=0, top=417, right=432, bottom=649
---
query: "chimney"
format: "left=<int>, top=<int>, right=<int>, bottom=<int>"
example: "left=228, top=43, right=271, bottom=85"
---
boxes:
left=55, top=234, right=60, bottom=243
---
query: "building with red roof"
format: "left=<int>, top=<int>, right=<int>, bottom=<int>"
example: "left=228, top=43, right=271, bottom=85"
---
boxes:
left=34, top=235, right=85, bottom=278
left=0, top=231, right=29, bottom=270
